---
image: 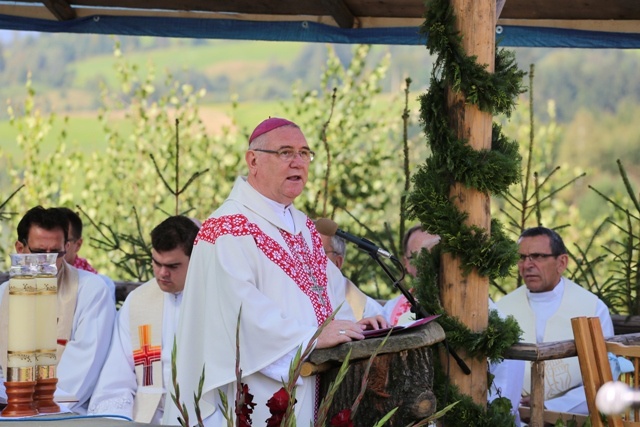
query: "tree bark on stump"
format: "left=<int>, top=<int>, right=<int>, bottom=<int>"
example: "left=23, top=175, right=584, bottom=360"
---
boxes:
left=307, top=322, right=445, bottom=426
left=319, top=348, right=436, bottom=426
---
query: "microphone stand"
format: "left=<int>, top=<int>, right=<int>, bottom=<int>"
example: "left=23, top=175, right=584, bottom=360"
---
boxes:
left=368, top=251, right=471, bottom=375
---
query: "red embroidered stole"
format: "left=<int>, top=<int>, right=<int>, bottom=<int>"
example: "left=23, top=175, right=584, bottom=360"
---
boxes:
left=197, top=214, right=333, bottom=324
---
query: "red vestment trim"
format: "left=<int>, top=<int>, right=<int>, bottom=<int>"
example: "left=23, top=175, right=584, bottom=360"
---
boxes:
left=73, top=256, right=98, bottom=274
left=197, top=214, right=333, bottom=325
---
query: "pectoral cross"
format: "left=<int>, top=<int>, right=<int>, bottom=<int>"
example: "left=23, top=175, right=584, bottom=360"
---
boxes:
left=289, top=234, right=328, bottom=308
left=306, top=265, right=328, bottom=306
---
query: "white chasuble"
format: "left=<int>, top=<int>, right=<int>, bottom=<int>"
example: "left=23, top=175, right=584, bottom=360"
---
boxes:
left=497, top=279, right=598, bottom=400
left=56, top=261, right=79, bottom=360
left=163, top=176, right=354, bottom=427
left=89, top=280, right=179, bottom=424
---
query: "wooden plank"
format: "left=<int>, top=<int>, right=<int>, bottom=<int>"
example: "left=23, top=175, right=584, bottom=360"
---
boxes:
left=612, top=314, right=640, bottom=335
left=588, top=317, right=624, bottom=427
left=4, top=0, right=639, bottom=22
left=501, top=0, right=640, bottom=20
left=503, top=333, right=640, bottom=361
left=41, top=0, right=76, bottom=20
left=520, top=407, right=587, bottom=426
left=498, top=19, right=640, bottom=34
left=307, top=321, right=445, bottom=365
left=318, top=0, right=355, bottom=28
left=572, top=317, right=605, bottom=427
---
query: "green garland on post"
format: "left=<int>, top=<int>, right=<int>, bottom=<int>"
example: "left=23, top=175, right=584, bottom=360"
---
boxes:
left=407, top=0, right=526, bottom=425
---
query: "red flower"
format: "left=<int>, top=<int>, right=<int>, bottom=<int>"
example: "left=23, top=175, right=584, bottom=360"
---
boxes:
left=265, top=387, right=297, bottom=426
left=330, top=409, right=353, bottom=427
left=235, top=383, right=256, bottom=426
left=265, top=413, right=284, bottom=427
left=266, top=387, right=290, bottom=414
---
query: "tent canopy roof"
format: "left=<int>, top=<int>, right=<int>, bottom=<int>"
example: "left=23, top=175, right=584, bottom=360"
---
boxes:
left=1, top=0, right=640, bottom=47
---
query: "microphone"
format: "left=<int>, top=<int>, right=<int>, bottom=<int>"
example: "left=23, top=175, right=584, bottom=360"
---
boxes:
left=596, top=381, right=640, bottom=415
left=315, top=218, right=392, bottom=259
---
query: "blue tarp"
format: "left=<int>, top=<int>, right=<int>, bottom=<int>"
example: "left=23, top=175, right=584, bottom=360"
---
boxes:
left=1, top=14, right=640, bottom=48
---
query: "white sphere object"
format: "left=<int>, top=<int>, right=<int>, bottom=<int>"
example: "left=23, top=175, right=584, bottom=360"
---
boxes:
left=596, top=381, right=631, bottom=415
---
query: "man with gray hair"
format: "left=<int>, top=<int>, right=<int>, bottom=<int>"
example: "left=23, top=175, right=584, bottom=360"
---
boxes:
left=319, top=230, right=384, bottom=320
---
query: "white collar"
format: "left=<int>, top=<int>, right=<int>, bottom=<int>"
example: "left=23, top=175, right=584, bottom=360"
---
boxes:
left=527, top=277, right=564, bottom=302
left=256, top=191, right=295, bottom=231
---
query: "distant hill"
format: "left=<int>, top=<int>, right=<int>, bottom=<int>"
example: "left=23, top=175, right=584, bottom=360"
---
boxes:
left=1, top=31, right=639, bottom=224
left=1, top=32, right=640, bottom=126
left=0, top=33, right=438, bottom=118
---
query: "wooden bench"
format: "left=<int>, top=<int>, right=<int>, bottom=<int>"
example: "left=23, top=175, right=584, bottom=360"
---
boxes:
left=504, top=333, right=640, bottom=426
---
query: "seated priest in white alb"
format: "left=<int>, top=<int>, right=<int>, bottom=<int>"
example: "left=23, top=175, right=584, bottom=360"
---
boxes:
left=0, top=206, right=116, bottom=413
left=497, top=226, right=613, bottom=415
left=88, top=215, right=200, bottom=423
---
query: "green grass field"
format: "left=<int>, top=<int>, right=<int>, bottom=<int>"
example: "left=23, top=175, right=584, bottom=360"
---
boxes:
left=0, top=98, right=290, bottom=159
left=71, top=40, right=306, bottom=88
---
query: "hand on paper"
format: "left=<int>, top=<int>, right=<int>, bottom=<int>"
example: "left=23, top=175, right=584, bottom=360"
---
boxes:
left=316, top=319, right=365, bottom=349
left=357, top=315, right=388, bottom=331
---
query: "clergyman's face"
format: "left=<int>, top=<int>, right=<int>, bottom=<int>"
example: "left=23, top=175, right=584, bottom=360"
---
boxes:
left=320, top=234, right=343, bottom=270
left=517, top=235, right=568, bottom=293
left=15, top=225, right=69, bottom=271
left=64, top=226, right=82, bottom=265
left=403, top=230, right=441, bottom=278
left=152, top=247, right=190, bottom=294
left=246, top=126, right=310, bottom=205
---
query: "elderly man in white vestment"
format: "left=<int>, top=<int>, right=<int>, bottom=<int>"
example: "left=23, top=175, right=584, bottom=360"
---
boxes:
left=163, top=117, right=387, bottom=427
left=88, top=215, right=200, bottom=423
left=0, top=206, right=115, bottom=413
left=382, top=224, right=525, bottom=424
left=319, top=231, right=385, bottom=321
left=496, top=226, right=613, bottom=415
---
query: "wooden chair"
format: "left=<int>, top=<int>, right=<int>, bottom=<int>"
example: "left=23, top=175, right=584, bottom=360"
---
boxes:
left=572, top=316, right=640, bottom=426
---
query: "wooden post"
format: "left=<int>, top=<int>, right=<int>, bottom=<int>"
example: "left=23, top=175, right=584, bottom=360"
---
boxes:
left=529, top=361, right=545, bottom=427
left=441, top=0, right=496, bottom=404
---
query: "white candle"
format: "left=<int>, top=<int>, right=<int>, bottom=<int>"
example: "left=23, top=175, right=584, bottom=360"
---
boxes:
left=7, top=276, right=37, bottom=368
left=36, top=275, right=58, bottom=366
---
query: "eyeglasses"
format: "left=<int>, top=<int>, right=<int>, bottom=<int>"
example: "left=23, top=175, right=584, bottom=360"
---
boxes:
left=253, top=148, right=315, bottom=162
left=23, top=242, right=66, bottom=258
left=517, top=253, right=557, bottom=263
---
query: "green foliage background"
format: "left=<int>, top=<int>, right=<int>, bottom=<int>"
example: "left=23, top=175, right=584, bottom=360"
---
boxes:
left=0, top=43, right=425, bottom=299
left=0, top=36, right=638, bottom=313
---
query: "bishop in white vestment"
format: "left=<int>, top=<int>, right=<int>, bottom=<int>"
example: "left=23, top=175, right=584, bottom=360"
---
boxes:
left=163, top=118, right=386, bottom=427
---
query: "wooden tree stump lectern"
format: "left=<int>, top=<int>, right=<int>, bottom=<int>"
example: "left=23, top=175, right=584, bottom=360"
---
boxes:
left=304, top=321, right=445, bottom=426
